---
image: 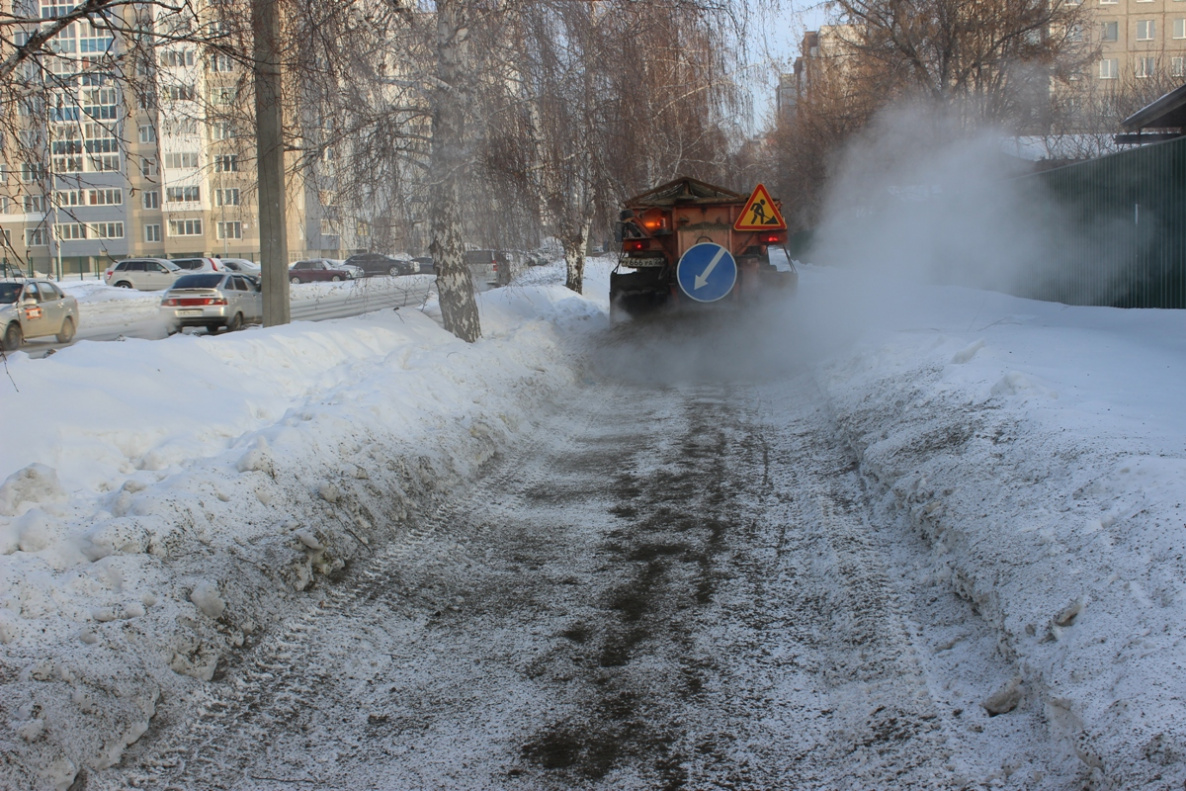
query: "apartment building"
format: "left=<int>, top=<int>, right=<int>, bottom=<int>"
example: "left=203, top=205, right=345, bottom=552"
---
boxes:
left=1088, top=0, right=1186, bottom=83
left=0, top=0, right=341, bottom=279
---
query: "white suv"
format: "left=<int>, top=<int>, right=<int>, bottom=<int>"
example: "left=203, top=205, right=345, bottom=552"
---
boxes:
left=105, top=258, right=183, bottom=291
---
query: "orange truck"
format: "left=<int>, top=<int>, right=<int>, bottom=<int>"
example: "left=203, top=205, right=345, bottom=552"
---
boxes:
left=610, top=177, right=797, bottom=320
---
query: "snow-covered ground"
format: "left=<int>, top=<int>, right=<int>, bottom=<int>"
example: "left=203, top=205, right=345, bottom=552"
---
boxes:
left=1, top=259, right=1184, bottom=789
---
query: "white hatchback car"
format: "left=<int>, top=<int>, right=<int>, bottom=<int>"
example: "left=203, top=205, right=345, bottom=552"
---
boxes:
left=105, top=258, right=183, bottom=290
left=161, top=272, right=262, bottom=334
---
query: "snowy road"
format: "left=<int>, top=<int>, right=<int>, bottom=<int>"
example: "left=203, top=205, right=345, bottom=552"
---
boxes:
left=87, top=318, right=1072, bottom=791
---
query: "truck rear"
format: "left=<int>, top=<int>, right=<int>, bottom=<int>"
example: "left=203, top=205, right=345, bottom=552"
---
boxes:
left=610, top=177, right=797, bottom=320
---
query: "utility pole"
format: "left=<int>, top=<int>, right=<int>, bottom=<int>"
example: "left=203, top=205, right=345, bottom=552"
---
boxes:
left=252, top=0, right=289, bottom=325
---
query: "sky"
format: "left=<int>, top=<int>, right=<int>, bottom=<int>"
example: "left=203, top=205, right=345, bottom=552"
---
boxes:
left=745, top=1, right=833, bottom=130
left=1, top=256, right=1185, bottom=789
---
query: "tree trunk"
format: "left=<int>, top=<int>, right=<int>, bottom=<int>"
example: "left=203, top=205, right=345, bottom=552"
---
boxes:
left=429, top=0, right=481, bottom=342
left=562, top=215, right=591, bottom=294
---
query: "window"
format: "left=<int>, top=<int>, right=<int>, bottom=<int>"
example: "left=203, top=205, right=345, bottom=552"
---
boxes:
left=90, top=154, right=120, bottom=171
left=211, top=86, right=237, bottom=105
left=1174, top=56, right=1186, bottom=76
left=51, top=153, right=81, bottom=172
left=1101, top=20, right=1119, bottom=41
left=1067, top=23, right=1084, bottom=42
left=143, top=190, right=160, bottom=209
left=23, top=195, right=46, bottom=213
left=216, top=221, right=242, bottom=239
left=88, top=188, right=122, bottom=206
left=159, top=49, right=195, bottom=68
left=0, top=197, right=8, bottom=214
left=1100, top=58, right=1119, bottom=78
left=1137, top=19, right=1155, bottom=40
left=210, top=53, right=235, bottom=72
left=212, top=121, right=237, bottom=140
left=41, top=0, right=74, bottom=19
left=163, top=117, right=198, bottom=136
left=27, top=228, right=46, bottom=246
left=144, top=223, right=161, bottom=242
left=88, top=222, right=124, bottom=239
left=55, top=189, right=83, bottom=207
left=166, top=186, right=200, bottom=203
left=164, top=152, right=199, bottom=169
left=21, top=163, right=47, bottom=182
left=78, top=26, right=113, bottom=54
left=141, top=158, right=158, bottom=178
left=55, top=223, right=86, bottom=240
left=1175, top=18, right=1186, bottom=38
left=164, top=84, right=196, bottom=102
left=215, top=188, right=240, bottom=206
left=81, top=87, right=118, bottom=120
left=139, top=125, right=156, bottom=143
left=168, top=218, right=203, bottom=236
left=215, top=154, right=239, bottom=172
left=1136, top=56, right=1156, bottom=77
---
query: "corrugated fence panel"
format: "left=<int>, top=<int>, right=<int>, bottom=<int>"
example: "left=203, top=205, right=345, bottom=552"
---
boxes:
left=1020, top=136, right=1186, bottom=309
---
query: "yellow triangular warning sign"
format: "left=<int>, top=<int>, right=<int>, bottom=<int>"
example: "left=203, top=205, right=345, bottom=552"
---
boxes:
left=734, top=184, right=786, bottom=231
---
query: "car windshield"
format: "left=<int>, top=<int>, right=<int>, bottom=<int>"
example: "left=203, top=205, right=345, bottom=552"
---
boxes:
left=172, top=274, right=224, bottom=289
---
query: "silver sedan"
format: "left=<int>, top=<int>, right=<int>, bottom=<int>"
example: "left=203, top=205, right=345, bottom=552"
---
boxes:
left=1, top=279, right=80, bottom=351
left=160, top=273, right=262, bottom=334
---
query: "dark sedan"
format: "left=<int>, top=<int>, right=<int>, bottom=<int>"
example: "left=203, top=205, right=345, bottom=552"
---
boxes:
left=343, top=252, right=415, bottom=277
left=288, top=259, right=356, bottom=284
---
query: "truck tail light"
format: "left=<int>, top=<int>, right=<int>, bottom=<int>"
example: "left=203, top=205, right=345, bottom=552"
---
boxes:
left=760, top=232, right=786, bottom=244
left=625, top=240, right=646, bottom=252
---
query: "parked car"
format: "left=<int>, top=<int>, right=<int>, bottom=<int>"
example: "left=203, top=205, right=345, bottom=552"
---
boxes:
left=105, top=258, right=183, bottom=291
left=216, top=258, right=261, bottom=275
left=1, top=279, right=80, bottom=351
left=326, top=259, right=364, bottom=279
left=160, top=273, right=262, bottom=334
left=171, top=257, right=225, bottom=273
left=288, top=259, right=355, bottom=284
left=412, top=256, right=435, bottom=274
left=464, top=249, right=506, bottom=288
left=343, top=252, right=414, bottom=277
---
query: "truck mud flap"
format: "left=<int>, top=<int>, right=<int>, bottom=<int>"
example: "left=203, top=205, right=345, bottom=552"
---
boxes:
left=610, top=268, right=671, bottom=319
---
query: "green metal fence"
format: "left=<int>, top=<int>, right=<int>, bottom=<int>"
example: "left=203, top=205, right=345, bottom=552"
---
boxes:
left=1019, top=135, right=1186, bottom=309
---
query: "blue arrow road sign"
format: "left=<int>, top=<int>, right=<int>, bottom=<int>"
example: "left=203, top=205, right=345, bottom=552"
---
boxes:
left=676, top=242, right=737, bottom=303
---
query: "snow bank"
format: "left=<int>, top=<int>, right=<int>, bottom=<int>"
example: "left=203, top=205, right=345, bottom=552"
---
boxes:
left=0, top=268, right=607, bottom=790
left=809, top=265, right=1186, bottom=788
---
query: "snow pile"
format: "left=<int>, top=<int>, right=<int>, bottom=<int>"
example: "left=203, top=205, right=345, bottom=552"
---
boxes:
left=0, top=267, right=607, bottom=790
left=808, top=265, right=1186, bottom=787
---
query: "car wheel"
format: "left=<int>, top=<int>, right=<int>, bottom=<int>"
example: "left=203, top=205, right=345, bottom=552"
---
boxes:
left=3, top=322, right=23, bottom=352
left=115, top=281, right=133, bottom=289
left=290, top=276, right=301, bottom=285
left=331, top=275, right=341, bottom=282
left=56, top=317, right=76, bottom=344
left=388, top=265, right=400, bottom=276
left=226, top=312, right=244, bottom=332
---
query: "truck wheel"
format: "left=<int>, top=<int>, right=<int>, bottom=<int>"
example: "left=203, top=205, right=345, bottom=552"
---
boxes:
left=56, top=317, right=76, bottom=343
left=3, top=322, right=23, bottom=351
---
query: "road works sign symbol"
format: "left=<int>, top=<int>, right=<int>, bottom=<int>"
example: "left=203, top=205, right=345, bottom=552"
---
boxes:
left=734, top=183, right=787, bottom=231
left=676, top=242, right=737, bottom=303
